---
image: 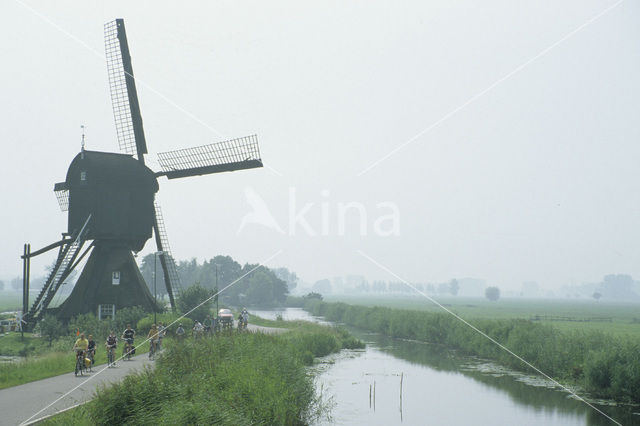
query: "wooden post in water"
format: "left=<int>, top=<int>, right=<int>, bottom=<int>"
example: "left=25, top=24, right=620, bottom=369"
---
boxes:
left=373, top=380, right=376, bottom=411
left=400, top=372, right=404, bottom=421
left=369, top=384, right=372, bottom=408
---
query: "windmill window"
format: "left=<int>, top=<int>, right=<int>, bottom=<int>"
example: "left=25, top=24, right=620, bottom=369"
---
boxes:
left=112, top=271, right=120, bottom=285
left=98, top=304, right=115, bottom=320
left=80, top=171, right=87, bottom=181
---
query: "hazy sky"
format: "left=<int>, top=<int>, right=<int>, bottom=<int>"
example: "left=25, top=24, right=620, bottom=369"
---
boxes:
left=1, top=0, right=639, bottom=290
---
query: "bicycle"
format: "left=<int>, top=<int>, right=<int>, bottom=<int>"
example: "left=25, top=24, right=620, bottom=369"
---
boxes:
left=107, top=345, right=116, bottom=367
left=122, top=339, right=134, bottom=361
left=148, top=340, right=157, bottom=360
left=74, top=350, right=85, bottom=376
left=87, top=349, right=95, bottom=371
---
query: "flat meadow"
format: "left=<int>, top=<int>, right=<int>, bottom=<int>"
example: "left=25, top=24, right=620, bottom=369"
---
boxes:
left=0, top=291, right=21, bottom=313
left=324, top=294, right=640, bottom=338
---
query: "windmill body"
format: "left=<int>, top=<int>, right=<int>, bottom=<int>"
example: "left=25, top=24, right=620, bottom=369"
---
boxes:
left=66, top=150, right=158, bottom=251
left=54, top=150, right=159, bottom=320
left=21, top=19, right=263, bottom=328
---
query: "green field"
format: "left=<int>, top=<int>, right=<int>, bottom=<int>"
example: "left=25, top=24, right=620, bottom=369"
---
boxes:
left=0, top=292, right=21, bottom=313
left=324, top=295, right=640, bottom=337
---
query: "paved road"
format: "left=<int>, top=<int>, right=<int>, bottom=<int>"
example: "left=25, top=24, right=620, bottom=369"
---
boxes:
left=0, top=353, right=153, bottom=426
left=0, top=324, right=285, bottom=425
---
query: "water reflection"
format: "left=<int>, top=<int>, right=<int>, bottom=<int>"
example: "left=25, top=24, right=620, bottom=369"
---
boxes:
left=366, top=333, right=637, bottom=426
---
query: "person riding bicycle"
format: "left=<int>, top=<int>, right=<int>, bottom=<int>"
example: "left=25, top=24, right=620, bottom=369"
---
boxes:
left=241, top=308, right=249, bottom=324
left=203, top=316, right=212, bottom=334
left=73, top=333, right=89, bottom=356
left=176, top=323, right=185, bottom=342
left=121, top=324, right=135, bottom=352
left=157, top=322, right=166, bottom=351
left=72, top=333, right=89, bottom=375
left=148, top=324, right=159, bottom=358
left=87, top=334, right=96, bottom=365
left=192, top=321, right=204, bottom=339
left=106, top=331, right=118, bottom=366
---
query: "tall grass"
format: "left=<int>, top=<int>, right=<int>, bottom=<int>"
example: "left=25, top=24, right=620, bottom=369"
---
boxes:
left=304, top=300, right=640, bottom=403
left=44, top=324, right=362, bottom=426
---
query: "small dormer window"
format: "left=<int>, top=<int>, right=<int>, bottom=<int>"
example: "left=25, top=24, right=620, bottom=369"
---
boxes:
left=80, top=171, right=87, bottom=181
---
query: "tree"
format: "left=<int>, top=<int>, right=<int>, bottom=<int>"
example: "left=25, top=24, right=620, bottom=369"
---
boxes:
left=305, top=292, right=323, bottom=301
left=312, top=279, right=332, bottom=295
left=437, top=282, right=450, bottom=295
left=274, top=267, right=299, bottom=293
left=177, top=284, right=214, bottom=321
left=485, top=286, right=500, bottom=302
left=593, top=291, right=602, bottom=302
left=139, top=253, right=168, bottom=297
left=38, top=314, right=65, bottom=347
left=597, top=274, right=639, bottom=300
left=11, top=277, right=22, bottom=291
left=449, top=279, right=459, bottom=296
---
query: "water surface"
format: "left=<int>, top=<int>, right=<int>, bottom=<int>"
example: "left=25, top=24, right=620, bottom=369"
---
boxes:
left=251, top=308, right=639, bottom=425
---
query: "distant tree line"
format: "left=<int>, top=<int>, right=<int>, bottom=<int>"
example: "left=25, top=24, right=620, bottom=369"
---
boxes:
left=139, top=254, right=290, bottom=307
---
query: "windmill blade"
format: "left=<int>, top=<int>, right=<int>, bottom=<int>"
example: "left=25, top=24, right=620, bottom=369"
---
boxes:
left=104, top=19, right=148, bottom=163
left=152, top=201, right=182, bottom=311
left=156, top=134, right=263, bottom=180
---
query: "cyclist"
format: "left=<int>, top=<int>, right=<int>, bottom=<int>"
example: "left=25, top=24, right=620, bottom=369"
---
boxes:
left=192, top=320, right=204, bottom=339
left=121, top=324, right=136, bottom=358
left=87, top=334, right=96, bottom=367
left=241, top=308, right=249, bottom=327
left=203, top=315, right=212, bottom=335
left=72, top=333, right=89, bottom=375
left=106, top=331, right=118, bottom=367
left=176, top=323, right=185, bottom=343
left=148, top=324, right=159, bottom=359
left=157, top=322, right=166, bottom=352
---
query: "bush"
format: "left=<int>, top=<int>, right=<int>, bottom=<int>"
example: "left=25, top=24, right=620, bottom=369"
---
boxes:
left=36, top=314, right=65, bottom=347
left=177, top=284, right=214, bottom=322
left=137, top=312, right=192, bottom=336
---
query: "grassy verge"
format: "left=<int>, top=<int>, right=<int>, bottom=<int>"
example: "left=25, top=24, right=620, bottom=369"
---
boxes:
left=304, top=300, right=640, bottom=403
left=43, top=323, right=363, bottom=425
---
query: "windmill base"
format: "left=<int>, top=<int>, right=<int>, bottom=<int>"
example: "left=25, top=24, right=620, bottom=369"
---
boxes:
left=55, top=241, right=159, bottom=322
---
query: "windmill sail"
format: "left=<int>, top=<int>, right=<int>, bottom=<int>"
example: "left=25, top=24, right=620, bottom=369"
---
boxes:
left=152, top=201, right=182, bottom=310
left=156, top=134, right=263, bottom=179
left=105, top=19, right=148, bottom=163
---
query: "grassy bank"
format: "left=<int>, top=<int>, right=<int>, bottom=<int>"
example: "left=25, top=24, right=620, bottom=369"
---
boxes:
left=304, top=300, right=640, bottom=403
left=44, top=324, right=363, bottom=425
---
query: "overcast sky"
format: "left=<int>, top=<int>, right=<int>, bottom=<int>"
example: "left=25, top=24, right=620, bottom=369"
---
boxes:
left=1, top=0, right=639, bottom=290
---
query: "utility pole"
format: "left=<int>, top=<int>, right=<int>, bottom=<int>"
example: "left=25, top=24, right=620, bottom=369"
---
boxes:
left=153, top=251, right=164, bottom=324
left=215, top=264, right=219, bottom=313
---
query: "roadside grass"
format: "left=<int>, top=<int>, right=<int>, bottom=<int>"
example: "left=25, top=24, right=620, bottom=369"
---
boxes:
left=43, top=323, right=363, bottom=425
left=324, top=295, right=640, bottom=338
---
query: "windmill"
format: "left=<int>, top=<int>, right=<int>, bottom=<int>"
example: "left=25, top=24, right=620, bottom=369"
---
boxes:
left=21, top=19, right=263, bottom=328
